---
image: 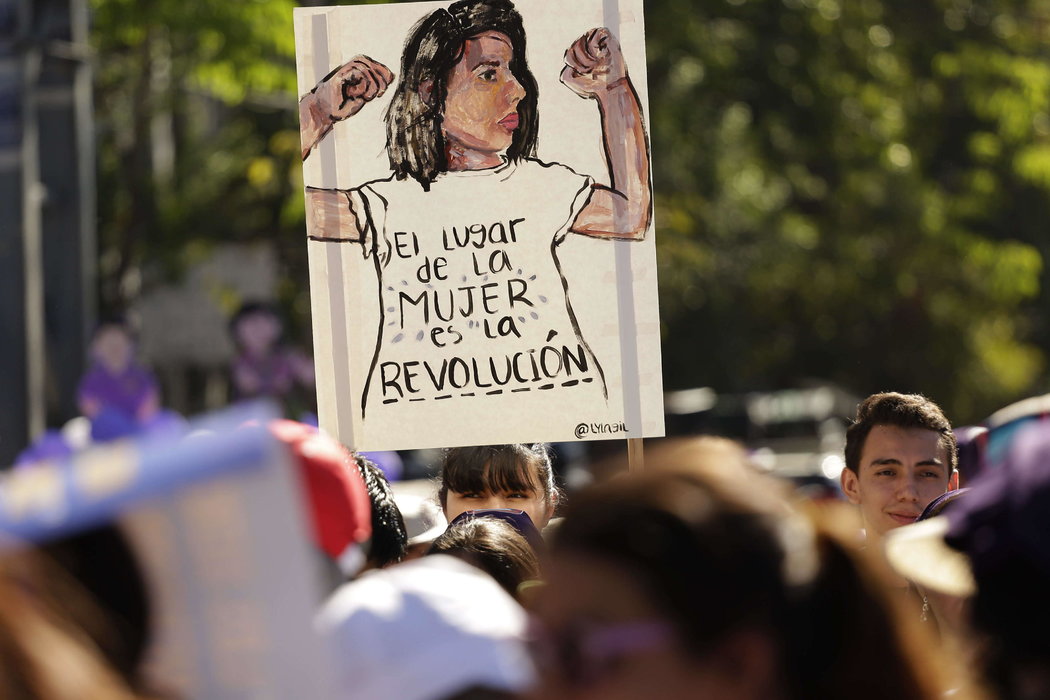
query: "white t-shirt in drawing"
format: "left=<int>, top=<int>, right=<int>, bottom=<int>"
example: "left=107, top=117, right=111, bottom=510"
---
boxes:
left=347, top=157, right=605, bottom=416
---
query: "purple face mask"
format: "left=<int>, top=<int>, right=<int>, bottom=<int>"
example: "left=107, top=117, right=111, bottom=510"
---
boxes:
left=448, top=508, right=545, bottom=552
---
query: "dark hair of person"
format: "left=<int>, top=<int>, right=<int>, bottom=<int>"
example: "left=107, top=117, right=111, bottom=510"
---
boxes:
left=227, top=300, right=282, bottom=343
left=0, top=550, right=146, bottom=699
left=917, top=488, right=970, bottom=521
left=970, top=556, right=1050, bottom=700
left=844, top=392, right=958, bottom=475
left=551, top=464, right=947, bottom=700
left=953, top=426, right=987, bottom=485
left=38, top=524, right=151, bottom=688
left=428, top=517, right=540, bottom=600
left=356, top=455, right=408, bottom=568
left=384, top=0, right=539, bottom=190
left=437, top=444, right=558, bottom=512
left=91, top=315, right=137, bottom=344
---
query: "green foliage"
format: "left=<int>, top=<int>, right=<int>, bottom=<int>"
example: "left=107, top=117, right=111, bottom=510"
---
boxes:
left=91, top=0, right=434, bottom=340
left=649, top=0, right=1050, bottom=422
left=91, top=0, right=306, bottom=322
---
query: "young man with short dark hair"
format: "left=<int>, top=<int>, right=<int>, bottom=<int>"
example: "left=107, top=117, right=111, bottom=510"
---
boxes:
left=841, top=392, right=959, bottom=543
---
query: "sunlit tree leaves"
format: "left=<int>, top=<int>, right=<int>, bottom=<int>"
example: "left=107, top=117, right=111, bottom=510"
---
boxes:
left=649, top=0, right=1049, bottom=422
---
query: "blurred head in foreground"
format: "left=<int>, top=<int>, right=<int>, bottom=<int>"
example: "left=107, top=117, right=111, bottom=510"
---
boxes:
left=530, top=444, right=949, bottom=700
left=0, top=550, right=146, bottom=699
left=886, top=422, right=1050, bottom=700
left=316, top=555, right=532, bottom=700
left=429, top=514, right=541, bottom=601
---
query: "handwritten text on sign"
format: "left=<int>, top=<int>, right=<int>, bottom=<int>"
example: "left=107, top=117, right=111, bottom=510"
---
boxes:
left=378, top=216, right=594, bottom=402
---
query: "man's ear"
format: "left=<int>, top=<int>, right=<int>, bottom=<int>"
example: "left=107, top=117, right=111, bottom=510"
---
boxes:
left=948, top=470, right=959, bottom=492
left=419, top=79, right=434, bottom=106
left=840, top=467, right=862, bottom=505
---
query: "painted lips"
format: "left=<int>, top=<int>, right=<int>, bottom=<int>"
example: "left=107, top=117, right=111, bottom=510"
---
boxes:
left=498, top=113, right=519, bottom=130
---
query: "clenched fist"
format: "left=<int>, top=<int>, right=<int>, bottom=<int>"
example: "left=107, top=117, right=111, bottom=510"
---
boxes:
left=311, top=56, right=395, bottom=123
left=560, top=28, right=627, bottom=99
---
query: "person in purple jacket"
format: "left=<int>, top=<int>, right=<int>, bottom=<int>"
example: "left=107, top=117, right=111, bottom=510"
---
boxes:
left=77, top=318, right=161, bottom=440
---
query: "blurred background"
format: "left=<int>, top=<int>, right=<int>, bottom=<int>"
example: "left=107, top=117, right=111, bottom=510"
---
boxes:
left=2, top=0, right=1048, bottom=479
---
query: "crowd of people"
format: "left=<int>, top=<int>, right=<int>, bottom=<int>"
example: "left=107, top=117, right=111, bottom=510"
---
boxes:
left=1, top=386, right=1049, bottom=699
left=2, top=228, right=1048, bottom=700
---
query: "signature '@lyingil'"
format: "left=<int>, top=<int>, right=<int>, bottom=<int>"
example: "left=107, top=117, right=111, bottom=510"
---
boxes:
left=574, top=421, right=628, bottom=439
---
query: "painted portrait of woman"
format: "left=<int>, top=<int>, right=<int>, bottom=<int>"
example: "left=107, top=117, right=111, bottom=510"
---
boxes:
left=296, top=0, right=660, bottom=449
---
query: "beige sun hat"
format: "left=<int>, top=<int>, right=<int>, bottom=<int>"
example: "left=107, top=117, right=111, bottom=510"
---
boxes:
left=884, top=516, right=976, bottom=597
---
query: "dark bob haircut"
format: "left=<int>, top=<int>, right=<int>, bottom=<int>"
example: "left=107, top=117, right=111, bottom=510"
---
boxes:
left=428, top=517, right=540, bottom=600
left=384, top=0, right=539, bottom=189
left=437, top=444, right=557, bottom=511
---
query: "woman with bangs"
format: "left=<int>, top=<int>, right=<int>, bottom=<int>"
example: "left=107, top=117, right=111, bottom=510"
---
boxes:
left=437, top=444, right=559, bottom=531
left=299, top=0, right=651, bottom=419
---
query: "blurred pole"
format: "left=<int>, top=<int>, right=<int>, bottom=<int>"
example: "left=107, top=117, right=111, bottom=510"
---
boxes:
left=37, top=0, right=95, bottom=426
left=0, top=0, right=37, bottom=465
left=627, top=437, right=644, bottom=472
left=0, top=0, right=93, bottom=465
left=22, top=32, right=43, bottom=445
left=0, top=4, right=20, bottom=464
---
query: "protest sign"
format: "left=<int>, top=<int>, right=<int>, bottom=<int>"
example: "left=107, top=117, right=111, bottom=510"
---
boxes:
left=295, top=0, right=665, bottom=450
left=0, top=404, right=339, bottom=700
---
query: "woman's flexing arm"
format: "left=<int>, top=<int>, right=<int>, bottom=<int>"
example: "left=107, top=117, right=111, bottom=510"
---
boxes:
left=300, top=56, right=394, bottom=242
left=560, top=29, right=652, bottom=241
left=300, top=56, right=394, bottom=160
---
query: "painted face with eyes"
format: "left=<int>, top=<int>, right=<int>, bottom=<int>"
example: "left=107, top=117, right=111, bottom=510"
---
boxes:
left=840, top=424, right=958, bottom=539
left=443, top=467, right=553, bottom=530
left=441, top=30, right=526, bottom=168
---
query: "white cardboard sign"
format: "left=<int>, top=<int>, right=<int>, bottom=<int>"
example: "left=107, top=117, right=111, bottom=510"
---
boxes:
left=295, top=0, right=664, bottom=450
